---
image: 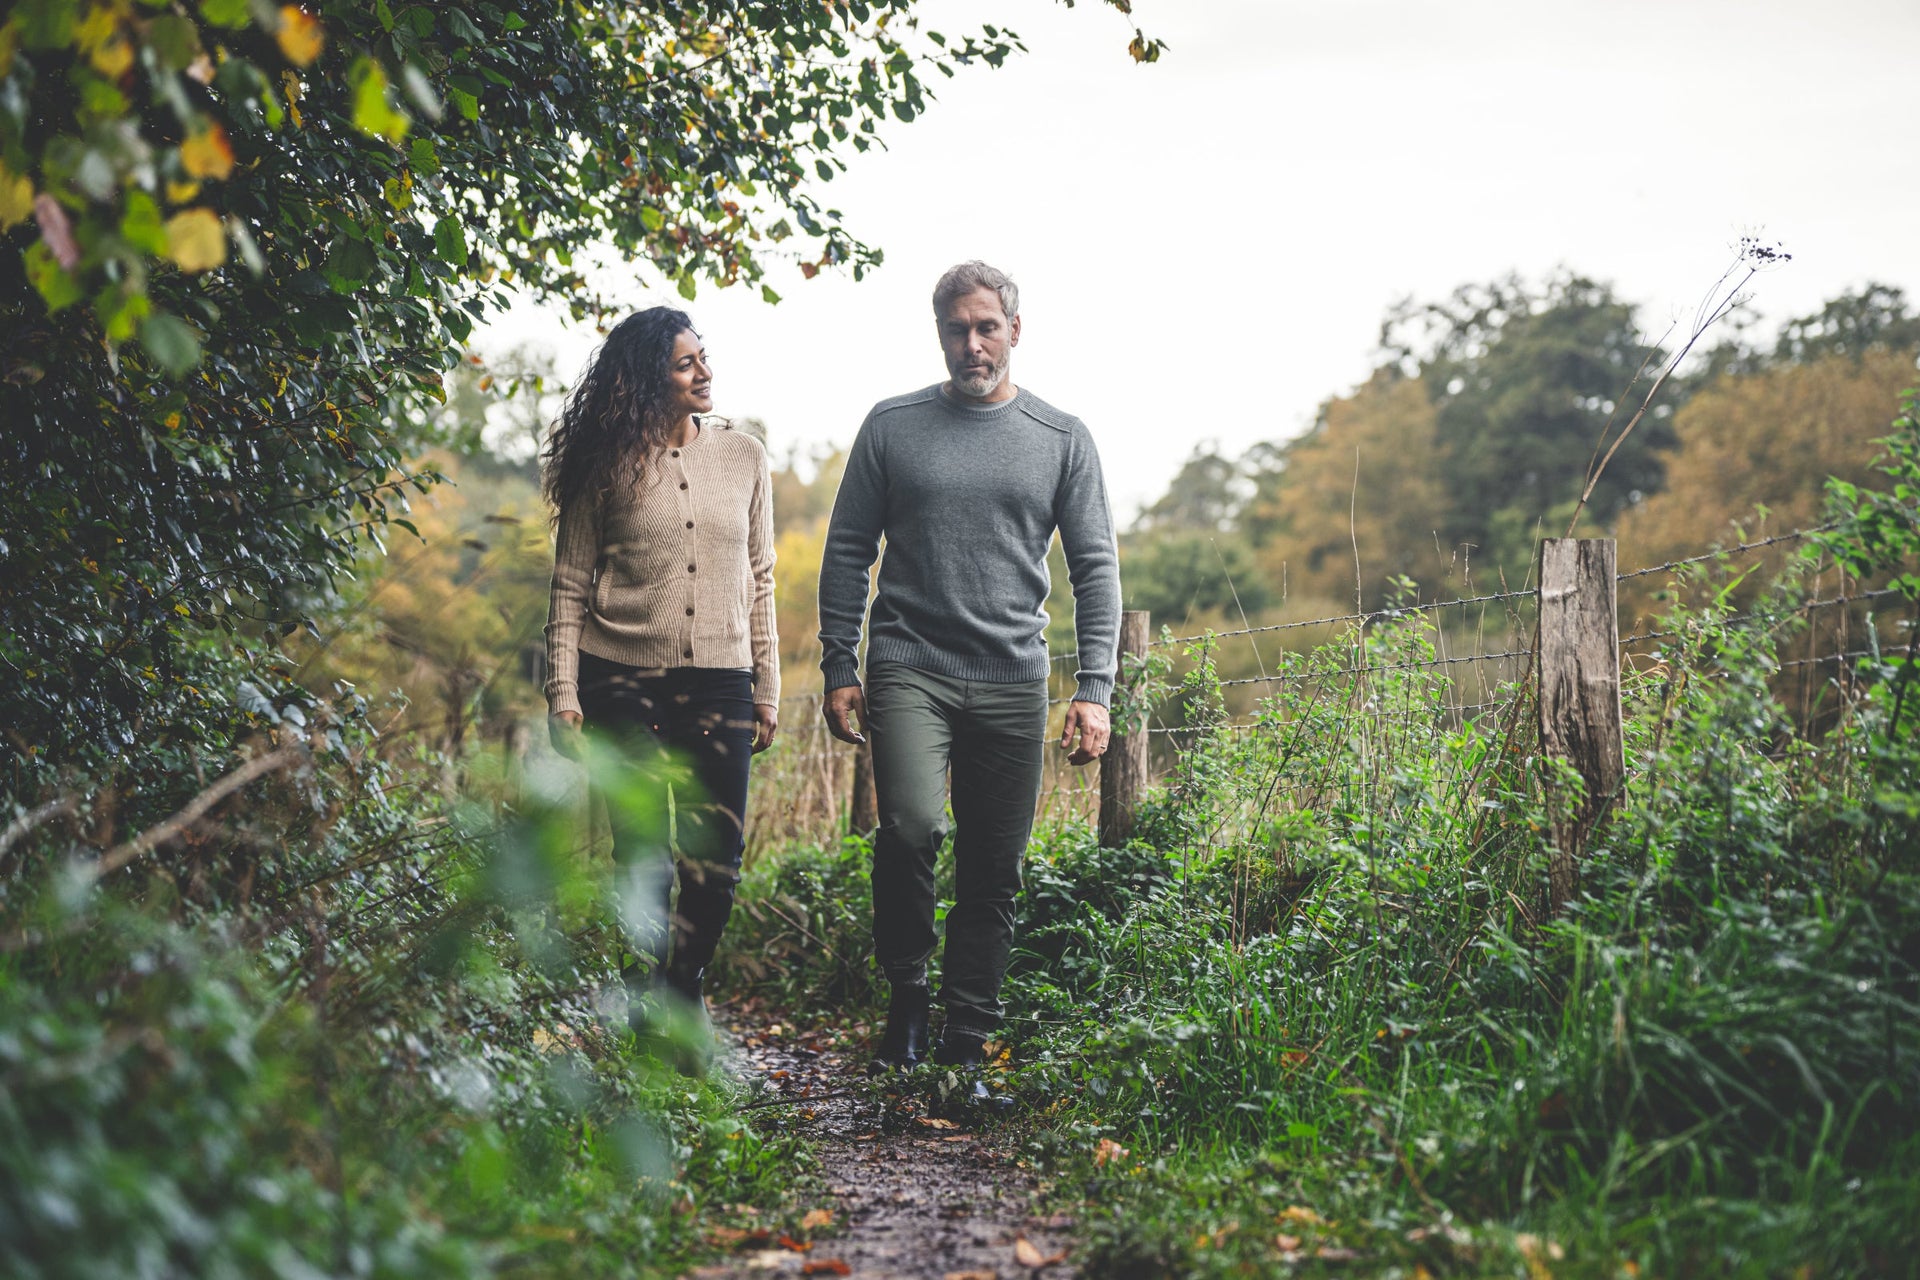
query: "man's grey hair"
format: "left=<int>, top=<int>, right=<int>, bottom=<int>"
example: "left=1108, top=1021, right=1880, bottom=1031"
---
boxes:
left=932, top=261, right=1019, bottom=323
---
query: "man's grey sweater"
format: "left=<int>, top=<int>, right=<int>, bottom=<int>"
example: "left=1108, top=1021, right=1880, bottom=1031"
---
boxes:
left=818, top=384, right=1121, bottom=705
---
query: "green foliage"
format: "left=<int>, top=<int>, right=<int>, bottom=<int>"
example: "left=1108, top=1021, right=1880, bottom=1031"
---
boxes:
left=0, top=709, right=814, bottom=1278
left=1391, top=273, right=1678, bottom=573
left=0, top=0, right=1033, bottom=781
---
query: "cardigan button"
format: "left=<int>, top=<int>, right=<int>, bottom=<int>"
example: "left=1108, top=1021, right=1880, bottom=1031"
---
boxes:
left=679, top=481, right=688, bottom=490
left=685, top=606, right=695, bottom=616
left=684, top=648, right=694, bottom=658
left=687, top=563, right=696, bottom=573
left=685, top=520, right=694, bottom=529
left=670, top=449, right=680, bottom=457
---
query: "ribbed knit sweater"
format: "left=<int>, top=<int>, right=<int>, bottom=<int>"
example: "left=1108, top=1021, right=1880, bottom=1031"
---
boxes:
left=818, top=384, right=1120, bottom=705
left=544, top=420, right=778, bottom=718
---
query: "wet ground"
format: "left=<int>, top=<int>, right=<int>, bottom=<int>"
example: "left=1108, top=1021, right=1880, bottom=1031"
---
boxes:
left=683, top=1003, right=1076, bottom=1280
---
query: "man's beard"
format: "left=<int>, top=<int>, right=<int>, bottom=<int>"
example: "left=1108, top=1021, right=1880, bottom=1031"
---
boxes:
left=950, top=349, right=1009, bottom=398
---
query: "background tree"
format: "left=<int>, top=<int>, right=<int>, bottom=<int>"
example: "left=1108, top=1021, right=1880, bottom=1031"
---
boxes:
left=1241, top=369, right=1451, bottom=610
left=1384, top=273, right=1677, bottom=578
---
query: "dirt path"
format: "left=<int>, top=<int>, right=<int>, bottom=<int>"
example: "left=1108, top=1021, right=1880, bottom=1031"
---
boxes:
left=683, top=1004, right=1077, bottom=1280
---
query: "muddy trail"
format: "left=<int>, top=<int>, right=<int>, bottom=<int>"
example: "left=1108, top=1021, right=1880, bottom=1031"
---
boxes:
left=683, top=1002, right=1078, bottom=1280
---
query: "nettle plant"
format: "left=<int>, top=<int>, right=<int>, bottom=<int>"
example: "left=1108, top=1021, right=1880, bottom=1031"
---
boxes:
left=0, top=0, right=1157, bottom=786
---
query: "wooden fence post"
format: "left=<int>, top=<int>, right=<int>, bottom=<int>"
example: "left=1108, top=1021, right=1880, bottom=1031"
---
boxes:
left=849, top=735, right=878, bottom=837
left=1099, top=610, right=1151, bottom=848
left=1537, top=538, right=1625, bottom=916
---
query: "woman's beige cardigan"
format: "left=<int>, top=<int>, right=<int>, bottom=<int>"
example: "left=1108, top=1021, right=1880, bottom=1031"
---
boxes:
left=543, top=421, right=779, bottom=718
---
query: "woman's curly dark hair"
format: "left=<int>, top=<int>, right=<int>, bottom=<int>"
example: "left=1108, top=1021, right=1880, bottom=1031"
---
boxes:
left=542, top=306, right=698, bottom=519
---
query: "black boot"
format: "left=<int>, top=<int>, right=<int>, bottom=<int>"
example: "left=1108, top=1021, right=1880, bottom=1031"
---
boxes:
left=869, top=982, right=931, bottom=1074
left=933, top=1028, right=1012, bottom=1112
left=661, top=962, right=707, bottom=1018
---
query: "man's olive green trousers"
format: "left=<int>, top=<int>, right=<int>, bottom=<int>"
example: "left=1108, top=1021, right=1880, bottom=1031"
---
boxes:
left=864, top=660, right=1048, bottom=1037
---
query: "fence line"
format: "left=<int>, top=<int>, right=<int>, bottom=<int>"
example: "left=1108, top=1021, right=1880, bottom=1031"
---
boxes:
left=748, top=520, right=1901, bottom=858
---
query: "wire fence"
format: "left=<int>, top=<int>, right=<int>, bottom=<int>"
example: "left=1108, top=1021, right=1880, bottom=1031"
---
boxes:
left=749, top=520, right=1910, bottom=852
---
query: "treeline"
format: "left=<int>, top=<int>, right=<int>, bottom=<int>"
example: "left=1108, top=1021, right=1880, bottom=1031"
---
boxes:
left=1122, top=276, right=1920, bottom=629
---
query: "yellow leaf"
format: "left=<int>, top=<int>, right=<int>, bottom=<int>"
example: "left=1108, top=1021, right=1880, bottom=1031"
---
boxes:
left=180, top=126, right=235, bottom=180
left=166, top=179, right=203, bottom=205
left=276, top=6, right=325, bottom=66
left=90, top=35, right=134, bottom=78
left=165, top=209, right=227, bottom=272
left=0, top=161, right=31, bottom=231
left=799, top=1208, right=834, bottom=1231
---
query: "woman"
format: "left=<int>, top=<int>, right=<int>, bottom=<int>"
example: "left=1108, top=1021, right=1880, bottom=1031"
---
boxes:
left=542, top=306, right=779, bottom=1027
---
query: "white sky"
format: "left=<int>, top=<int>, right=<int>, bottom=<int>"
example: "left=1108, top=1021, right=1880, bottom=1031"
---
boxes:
left=480, top=0, right=1920, bottom=521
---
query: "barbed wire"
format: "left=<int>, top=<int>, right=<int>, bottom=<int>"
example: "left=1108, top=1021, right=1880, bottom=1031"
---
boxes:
left=1614, top=523, right=1834, bottom=582
left=1619, top=585, right=1910, bottom=647
left=1214, top=647, right=1534, bottom=689
left=1143, top=698, right=1513, bottom=735
left=1778, top=645, right=1917, bottom=671
left=1147, top=587, right=1537, bottom=653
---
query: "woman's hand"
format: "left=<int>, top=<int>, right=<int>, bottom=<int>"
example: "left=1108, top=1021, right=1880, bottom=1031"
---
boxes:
left=753, top=702, right=779, bottom=753
left=549, top=710, right=584, bottom=760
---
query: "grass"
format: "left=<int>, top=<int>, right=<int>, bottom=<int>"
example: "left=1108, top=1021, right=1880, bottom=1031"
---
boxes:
left=716, top=522, right=1920, bottom=1277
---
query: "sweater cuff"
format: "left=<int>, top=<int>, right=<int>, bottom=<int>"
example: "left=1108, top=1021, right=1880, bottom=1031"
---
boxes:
left=546, top=682, right=582, bottom=719
left=822, top=657, right=862, bottom=692
left=1071, top=676, right=1114, bottom=708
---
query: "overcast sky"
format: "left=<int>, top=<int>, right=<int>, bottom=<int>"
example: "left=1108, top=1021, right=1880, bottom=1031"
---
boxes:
left=480, top=0, right=1920, bottom=520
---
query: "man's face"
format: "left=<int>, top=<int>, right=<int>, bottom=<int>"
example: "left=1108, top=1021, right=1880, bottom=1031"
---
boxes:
left=938, top=287, right=1021, bottom=400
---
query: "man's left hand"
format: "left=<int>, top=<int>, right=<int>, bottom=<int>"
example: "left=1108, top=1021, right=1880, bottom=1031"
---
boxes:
left=1060, top=699, right=1110, bottom=766
left=753, top=703, right=779, bottom=754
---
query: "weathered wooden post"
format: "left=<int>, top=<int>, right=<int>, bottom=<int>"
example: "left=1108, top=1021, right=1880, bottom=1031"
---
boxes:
left=1099, top=610, right=1151, bottom=848
left=1536, top=539, right=1625, bottom=916
left=849, top=734, right=878, bottom=837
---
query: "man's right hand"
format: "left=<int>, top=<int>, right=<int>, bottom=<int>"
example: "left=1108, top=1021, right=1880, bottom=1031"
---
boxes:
left=823, top=685, right=867, bottom=745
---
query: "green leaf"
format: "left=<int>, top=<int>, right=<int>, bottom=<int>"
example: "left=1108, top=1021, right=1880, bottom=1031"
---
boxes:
left=409, top=137, right=441, bottom=174
left=24, top=242, right=81, bottom=312
left=447, top=83, right=480, bottom=121
left=639, top=205, right=664, bottom=233
left=140, top=311, right=203, bottom=375
left=198, top=0, right=250, bottom=29
left=676, top=273, right=696, bottom=301
left=349, top=58, right=412, bottom=142
left=433, top=216, right=469, bottom=268
left=120, top=190, right=167, bottom=255
left=325, top=236, right=378, bottom=291
left=95, top=284, right=151, bottom=342
left=447, top=9, right=485, bottom=43
left=760, top=284, right=782, bottom=305
left=148, top=15, right=203, bottom=71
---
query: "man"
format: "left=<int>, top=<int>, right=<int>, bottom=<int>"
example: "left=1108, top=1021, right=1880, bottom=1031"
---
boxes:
left=818, top=261, right=1121, bottom=1085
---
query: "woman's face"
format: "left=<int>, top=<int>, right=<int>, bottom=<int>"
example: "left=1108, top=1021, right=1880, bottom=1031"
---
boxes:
left=664, top=328, right=713, bottom=419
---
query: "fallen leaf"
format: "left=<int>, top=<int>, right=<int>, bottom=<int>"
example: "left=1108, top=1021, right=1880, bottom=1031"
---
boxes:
left=801, top=1261, right=851, bottom=1277
left=800, top=1207, right=835, bottom=1231
left=1277, top=1234, right=1302, bottom=1251
left=1279, top=1205, right=1328, bottom=1226
left=778, top=1234, right=813, bottom=1252
left=1092, top=1137, right=1129, bottom=1167
left=943, top=1272, right=998, bottom=1280
left=1315, top=1246, right=1361, bottom=1260
left=918, top=1116, right=961, bottom=1130
left=1013, top=1236, right=1067, bottom=1268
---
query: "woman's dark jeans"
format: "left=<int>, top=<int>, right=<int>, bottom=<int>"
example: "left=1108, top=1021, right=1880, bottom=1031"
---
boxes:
left=576, top=652, right=756, bottom=990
